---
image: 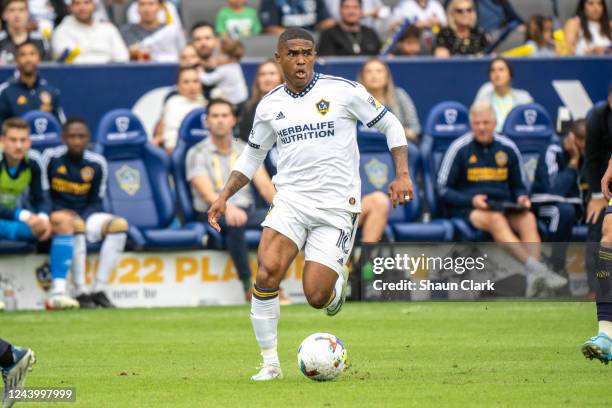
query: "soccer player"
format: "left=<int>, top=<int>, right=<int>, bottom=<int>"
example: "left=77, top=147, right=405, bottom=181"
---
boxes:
left=43, top=118, right=128, bottom=309
left=1, top=337, right=35, bottom=408
left=583, top=157, right=612, bottom=363
left=208, top=28, right=412, bottom=381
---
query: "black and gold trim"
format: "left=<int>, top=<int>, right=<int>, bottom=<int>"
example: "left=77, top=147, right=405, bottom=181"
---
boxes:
left=284, top=72, right=320, bottom=98
left=252, top=285, right=280, bottom=300
left=366, top=107, right=388, bottom=128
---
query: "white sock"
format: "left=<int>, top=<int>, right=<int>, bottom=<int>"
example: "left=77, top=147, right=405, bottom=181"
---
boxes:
left=51, top=278, right=67, bottom=296
left=72, top=233, right=87, bottom=295
left=250, top=291, right=280, bottom=366
left=325, top=274, right=344, bottom=310
left=93, top=233, right=126, bottom=292
left=599, top=321, right=612, bottom=338
left=524, top=256, right=542, bottom=274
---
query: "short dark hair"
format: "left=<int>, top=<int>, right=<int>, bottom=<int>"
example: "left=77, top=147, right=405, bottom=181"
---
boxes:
left=207, top=98, right=234, bottom=115
left=62, top=117, right=89, bottom=132
left=2, top=117, right=29, bottom=135
left=340, top=0, right=361, bottom=7
left=176, top=65, right=199, bottom=83
left=3, top=0, right=27, bottom=9
left=15, top=40, right=40, bottom=55
left=277, top=28, right=315, bottom=49
left=489, top=57, right=513, bottom=80
left=220, top=37, right=244, bottom=60
left=399, top=25, right=421, bottom=41
left=190, top=21, right=214, bottom=36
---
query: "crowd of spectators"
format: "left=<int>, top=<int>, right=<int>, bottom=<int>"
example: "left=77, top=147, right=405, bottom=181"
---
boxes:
left=0, top=0, right=607, bottom=64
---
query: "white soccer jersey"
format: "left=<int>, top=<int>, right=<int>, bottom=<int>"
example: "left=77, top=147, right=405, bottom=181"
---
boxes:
left=241, top=73, right=403, bottom=213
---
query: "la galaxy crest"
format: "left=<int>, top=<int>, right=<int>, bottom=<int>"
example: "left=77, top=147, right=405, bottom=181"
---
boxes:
left=115, top=164, right=141, bottom=196
left=316, top=99, right=330, bottom=115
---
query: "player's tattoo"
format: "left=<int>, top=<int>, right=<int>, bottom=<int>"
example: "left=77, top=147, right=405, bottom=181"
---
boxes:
left=390, top=145, right=409, bottom=177
left=221, top=171, right=250, bottom=200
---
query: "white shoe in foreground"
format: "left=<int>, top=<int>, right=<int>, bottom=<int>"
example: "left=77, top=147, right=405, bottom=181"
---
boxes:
left=326, top=266, right=349, bottom=316
left=45, top=294, right=80, bottom=310
left=250, top=364, right=283, bottom=381
left=526, top=264, right=567, bottom=297
left=2, top=347, right=36, bottom=408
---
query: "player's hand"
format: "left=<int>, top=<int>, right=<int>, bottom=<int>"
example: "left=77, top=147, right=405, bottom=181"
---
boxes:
left=38, top=219, right=52, bottom=241
left=27, top=215, right=49, bottom=239
left=601, top=164, right=612, bottom=200
left=586, top=197, right=608, bottom=224
left=388, top=174, right=413, bottom=208
left=517, top=195, right=531, bottom=209
left=472, top=194, right=489, bottom=210
left=225, top=204, right=248, bottom=227
left=208, top=198, right=227, bottom=232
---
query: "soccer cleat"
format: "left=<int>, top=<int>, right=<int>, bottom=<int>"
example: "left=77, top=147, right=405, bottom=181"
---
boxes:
left=45, top=294, right=80, bottom=310
left=250, top=364, right=283, bottom=381
left=326, top=266, right=349, bottom=316
left=582, top=333, right=612, bottom=364
left=76, top=294, right=97, bottom=309
left=525, top=264, right=567, bottom=297
left=91, top=291, right=115, bottom=308
left=2, top=347, right=36, bottom=408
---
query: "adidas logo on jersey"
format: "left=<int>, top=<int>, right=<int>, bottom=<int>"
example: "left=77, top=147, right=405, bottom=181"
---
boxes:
left=275, top=111, right=285, bottom=120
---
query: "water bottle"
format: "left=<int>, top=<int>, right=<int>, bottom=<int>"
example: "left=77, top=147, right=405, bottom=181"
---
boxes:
left=3, top=284, right=17, bottom=311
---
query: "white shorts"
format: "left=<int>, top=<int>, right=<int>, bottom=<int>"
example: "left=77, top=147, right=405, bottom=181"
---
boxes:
left=261, top=196, right=359, bottom=276
left=85, top=212, right=116, bottom=243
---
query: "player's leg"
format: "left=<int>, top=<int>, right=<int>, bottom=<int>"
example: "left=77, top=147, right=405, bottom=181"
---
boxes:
left=47, top=211, right=79, bottom=310
left=250, top=226, right=300, bottom=381
left=1, top=337, right=36, bottom=408
left=71, top=217, right=96, bottom=309
left=583, top=208, right=612, bottom=363
left=536, top=204, right=575, bottom=272
left=303, top=211, right=359, bottom=316
left=87, top=213, right=128, bottom=308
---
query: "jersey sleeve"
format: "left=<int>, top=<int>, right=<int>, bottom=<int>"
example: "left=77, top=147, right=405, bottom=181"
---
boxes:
left=346, top=83, right=390, bottom=129
left=233, top=102, right=276, bottom=179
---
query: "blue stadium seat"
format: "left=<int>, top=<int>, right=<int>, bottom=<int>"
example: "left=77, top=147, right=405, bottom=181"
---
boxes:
left=420, top=101, right=472, bottom=240
left=94, top=109, right=206, bottom=249
left=22, top=110, right=62, bottom=152
left=358, top=132, right=453, bottom=241
left=502, top=103, right=556, bottom=190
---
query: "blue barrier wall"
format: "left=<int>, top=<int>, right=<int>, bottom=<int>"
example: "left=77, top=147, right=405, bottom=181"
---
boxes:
left=1, top=56, right=609, bottom=134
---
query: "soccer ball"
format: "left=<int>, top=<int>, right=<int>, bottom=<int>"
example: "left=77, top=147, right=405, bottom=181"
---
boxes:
left=297, top=332, right=347, bottom=381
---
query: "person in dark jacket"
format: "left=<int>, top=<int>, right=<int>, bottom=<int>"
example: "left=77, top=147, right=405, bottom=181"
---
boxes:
left=437, top=101, right=567, bottom=296
left=531, top=119, right=587, bottom=271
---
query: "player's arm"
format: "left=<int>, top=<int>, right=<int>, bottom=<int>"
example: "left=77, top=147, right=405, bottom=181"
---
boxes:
left=601, top=156, right=612, bottom=200
left=347, top=83, right=413, bottom=207
left=208, top=105, right=276, bottom=231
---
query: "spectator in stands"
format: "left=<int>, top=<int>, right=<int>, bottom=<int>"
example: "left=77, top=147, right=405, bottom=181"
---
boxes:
left=324, top=0, right=389, bottom=34
left=154, top=66, right=206, bottom=154
left=391, top=25, right=427, bottom=56
left=199, top=37, right=248, bottom=109
left=434, top=0, right=488, bottom=57
left=186, top=98, right=276, bottom=302
left=437, top=101, right=567, bottom=296
left=0, top=41, right=65, bottom=126
left=564, top=0, right=612, bottom=55
left=119, top=0, right=185, bottom=62
left=317, top=0, right=382, bottom=56
left=584, top=83, right=612, bottom=295
left=27, top=0, right=68, bottom=38
left=51, top=0, right=129, bottom=64
left=0, top=0, right=51, bottom=64
left=524, top=14, right=557, bottom=57
left=391, top=0, right=446, bottom=29
left=179, top=43, right=201, bottom=68
left=215, top=0, right=262, bottom=38
left=190, top=22, right=219, bottom=94
left=44, top=117, right=128, bottom=309
left=474, top=0, right=522, bottom=35
left=238, top=59, right=283, bottom=142
left=127, top=0, right=183, bottom=31
left=357, top=58, right=421, bottom=143
left=259, top=0, right=335, bottom=34
left=473, top=57, right=533, bottom=133
left=531, top=119, right=587, bottom=272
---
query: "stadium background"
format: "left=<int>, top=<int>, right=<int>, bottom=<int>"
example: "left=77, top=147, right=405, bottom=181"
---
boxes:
left=0, top=0, right=611, bottom=309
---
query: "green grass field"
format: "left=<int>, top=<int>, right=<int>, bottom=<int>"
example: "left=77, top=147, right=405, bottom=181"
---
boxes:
left=2, top=302, right=610, bottom=407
